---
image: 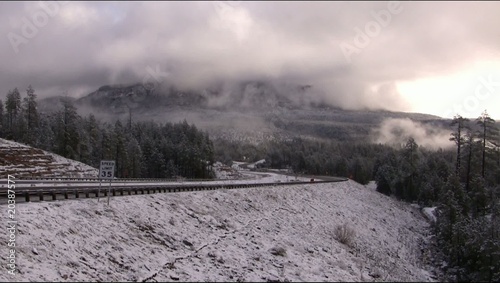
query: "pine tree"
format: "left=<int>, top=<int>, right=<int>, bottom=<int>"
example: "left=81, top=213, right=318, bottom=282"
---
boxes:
left=374, top=152, right=399, bottom=196
left=165, top=159, right=178, bottom=178
left=450, top=115, right=469, bottom=177
left=202, top=134, right=215, bottom=177
left=489, top=185, right=500, bottom=282
left=126, top=136, right=142, bottom=178
left=36, top=112, right=56, bottom=151
left=334, top=157, right=349, bottom=177
left=436, top=188, right=461, bottom=249
left=401, top=137, right=419, bottom=201
left=5, top=88, right=22, bottom=140
left=443, top=174, right=470, bottom=216
left=150, top=146, right=165, bottom=178
left=100, top=127, right=114, bottom=160
left=81, top=114, right=102, bottom=168
left=113, top=120, right=128, bottom=177
left=463, top=130, right=479, bottom=193
left=476, top=110, right=499, bottom=180
left=22, top=85, right=39, bottom=144
left=0, top=99, right=3, bottom=137
left=77, top=124, right=90, bottom=164
left=350, top=157, right=370, bottom=185
left=55, top=97, right=80, bottom=159
left=469, top=174, right=487, bottom=216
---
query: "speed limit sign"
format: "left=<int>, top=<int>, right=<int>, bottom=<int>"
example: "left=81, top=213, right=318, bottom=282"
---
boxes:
left=99, top=160, right=115, bottom=179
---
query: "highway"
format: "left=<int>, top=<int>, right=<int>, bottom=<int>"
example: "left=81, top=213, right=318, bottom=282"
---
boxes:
left=0, top=174, right=349, bottom=204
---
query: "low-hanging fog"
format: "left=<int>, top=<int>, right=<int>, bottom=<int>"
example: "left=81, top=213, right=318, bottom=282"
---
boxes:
left=371, top=118, right=454, bottom=150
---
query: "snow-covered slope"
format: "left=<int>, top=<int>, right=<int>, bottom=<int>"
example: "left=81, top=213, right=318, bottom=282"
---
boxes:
left=247, top=159, right=266, bottom=169
left=1, top=180, right=438, bottom=282
left=0, top=138, right=98, bottom=178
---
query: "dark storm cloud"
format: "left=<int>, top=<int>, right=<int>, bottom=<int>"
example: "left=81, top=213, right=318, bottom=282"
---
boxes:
left=1, top=1, right=499, bottom=111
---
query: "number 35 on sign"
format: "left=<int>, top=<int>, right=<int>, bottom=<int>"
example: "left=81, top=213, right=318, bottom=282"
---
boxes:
left=99, top=160, right=115, bottom=179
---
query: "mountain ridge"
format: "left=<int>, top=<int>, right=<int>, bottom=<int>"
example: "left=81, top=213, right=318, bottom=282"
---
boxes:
left=38, top=81, right=447, bottom=145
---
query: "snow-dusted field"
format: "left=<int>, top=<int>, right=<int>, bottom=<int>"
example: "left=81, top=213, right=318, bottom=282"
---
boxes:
left=1, top=180, right=437, bottom=282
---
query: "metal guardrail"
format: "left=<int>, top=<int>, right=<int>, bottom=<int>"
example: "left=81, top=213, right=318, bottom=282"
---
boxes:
left=0, top=178, right=349, bottom=204
left=10, top=177, right=219, bottom=183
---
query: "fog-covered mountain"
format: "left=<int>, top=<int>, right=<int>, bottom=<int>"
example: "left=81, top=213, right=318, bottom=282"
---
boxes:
left=74, top=81, right=319, bottom=113
left=39, top=81, right=448, bottom=145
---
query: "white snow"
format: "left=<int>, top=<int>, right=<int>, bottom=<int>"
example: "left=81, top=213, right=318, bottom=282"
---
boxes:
left=213, top=162, right=244, bottom=180
left=365, top=180, right=377, bottom=191
left=231, top=161, right=247, bottom=171
left=1, top=180, right=437, bottom=282
left=246, top=159, right=266, bottom=169
left=422, top=207, right=437, bottom=223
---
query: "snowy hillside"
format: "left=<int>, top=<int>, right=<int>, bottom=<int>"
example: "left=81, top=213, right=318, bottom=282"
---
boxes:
left=1, top=180, right=438, bottom=282
left=0, top=138, right=98, bottom=178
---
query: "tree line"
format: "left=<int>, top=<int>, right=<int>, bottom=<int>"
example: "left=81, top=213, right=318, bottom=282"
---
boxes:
left=354, top=112, right=499, bottom=282
left=433, top=112, right=499, bottom=282
left=0, top=86, right=215, bottom=179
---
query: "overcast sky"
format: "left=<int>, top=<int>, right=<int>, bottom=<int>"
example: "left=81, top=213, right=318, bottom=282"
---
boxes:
left=1, top=1, right=499, bottom=119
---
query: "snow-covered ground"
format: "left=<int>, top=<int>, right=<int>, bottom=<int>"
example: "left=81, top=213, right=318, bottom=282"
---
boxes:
left=422, top=207, right=437, bottom=223
left=246, top=159, right=266, bottom=169
left=231, top=161, right=247, bottom=171
left=1, top=180, right=438, bottom=282
left=365, top=180, right=377, bottom=191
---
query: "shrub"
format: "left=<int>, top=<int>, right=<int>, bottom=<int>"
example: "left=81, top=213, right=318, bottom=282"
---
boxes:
left=334, top=223, right=356, bottom=247
left=269, top=246, right=287, bottom=257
